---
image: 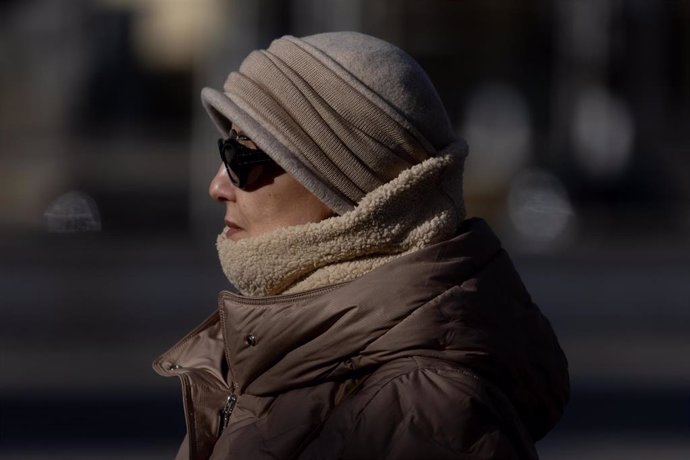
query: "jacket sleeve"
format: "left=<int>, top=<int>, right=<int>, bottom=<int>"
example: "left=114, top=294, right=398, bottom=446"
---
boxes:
left=298, top=359, right=533, bottom=460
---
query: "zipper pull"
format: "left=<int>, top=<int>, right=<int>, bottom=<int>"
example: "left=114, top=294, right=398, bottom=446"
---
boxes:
left=218, top=384, right=238, bottom=437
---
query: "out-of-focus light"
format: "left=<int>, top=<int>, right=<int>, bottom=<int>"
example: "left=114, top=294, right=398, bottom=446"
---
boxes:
left=44, top=191, right=102, bottom=233
left=96, top=0, right=224, bottom=70
left=507, top=168, right=575, bottom=250
left=572, top=86, right=634, bottom=179
left=460, top=82, right=532, bottom=195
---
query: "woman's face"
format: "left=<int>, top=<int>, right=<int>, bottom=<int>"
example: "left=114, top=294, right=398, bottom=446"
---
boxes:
left=209, top=129, right=334, bottom=241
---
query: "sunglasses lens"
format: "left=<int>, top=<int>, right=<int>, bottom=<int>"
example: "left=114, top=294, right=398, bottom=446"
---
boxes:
left=227, top=164, right=242, bottom=188
left=218, top=136, right=275, bottom=190
left=219, top=140, right=242, bottom=187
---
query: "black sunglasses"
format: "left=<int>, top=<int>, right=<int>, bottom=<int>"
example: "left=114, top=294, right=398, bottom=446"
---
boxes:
left=217, top=130, right=276, bottom=189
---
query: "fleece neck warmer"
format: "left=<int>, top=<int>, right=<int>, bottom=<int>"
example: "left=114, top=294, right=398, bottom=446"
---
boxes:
left=216, top=152, right=464, bottom=297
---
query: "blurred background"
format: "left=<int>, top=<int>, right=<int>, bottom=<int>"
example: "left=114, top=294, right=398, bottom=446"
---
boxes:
left=1, top=0, right=689, bottom=458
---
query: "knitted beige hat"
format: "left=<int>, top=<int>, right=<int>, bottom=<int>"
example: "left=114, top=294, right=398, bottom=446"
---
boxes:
left=201, top=31, right=467, bottom=214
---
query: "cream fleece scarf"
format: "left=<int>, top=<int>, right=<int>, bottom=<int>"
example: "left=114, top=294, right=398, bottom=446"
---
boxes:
left=216, top=152, right=465, bottom=297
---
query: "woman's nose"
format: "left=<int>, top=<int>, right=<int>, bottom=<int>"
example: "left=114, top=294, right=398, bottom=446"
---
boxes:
left=209, top=164, right=236, bottom=202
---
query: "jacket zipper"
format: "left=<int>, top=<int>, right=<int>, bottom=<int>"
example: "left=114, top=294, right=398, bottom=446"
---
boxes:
left=218, top=382, right=238, bottom=437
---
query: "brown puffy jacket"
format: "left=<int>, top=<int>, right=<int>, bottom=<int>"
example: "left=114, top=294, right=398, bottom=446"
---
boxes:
left=153, top=218, right=569, bottom=459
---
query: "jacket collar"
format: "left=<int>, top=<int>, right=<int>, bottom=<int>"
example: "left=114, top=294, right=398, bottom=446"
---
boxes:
left=216, top=217, right=503, bottom=395
left=154, top=218, right=498, bottom=390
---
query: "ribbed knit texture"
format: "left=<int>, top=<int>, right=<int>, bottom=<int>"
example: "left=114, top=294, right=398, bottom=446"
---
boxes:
left=225, top=37, right=428, bottom=202
left=216, top=152, right=463, bottom=297
left=202, top=32, right=465, bottom=214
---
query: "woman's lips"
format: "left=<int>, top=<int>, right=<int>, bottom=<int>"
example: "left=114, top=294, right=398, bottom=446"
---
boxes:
left=224, top=220, right=242, bottom=238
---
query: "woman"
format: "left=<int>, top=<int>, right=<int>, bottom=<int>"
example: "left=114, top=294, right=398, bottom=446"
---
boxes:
left=154, top=31, right=569, bottom=459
